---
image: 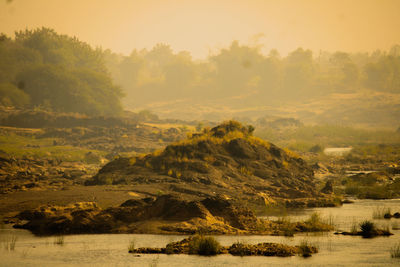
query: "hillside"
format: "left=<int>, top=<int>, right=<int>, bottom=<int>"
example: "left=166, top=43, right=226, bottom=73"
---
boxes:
left=86, top=121, right=335, bottom=207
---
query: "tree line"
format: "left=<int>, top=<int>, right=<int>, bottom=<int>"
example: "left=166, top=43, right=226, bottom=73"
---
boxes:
left=0, top=28, right=123, bottom=115
left=105, top=41, right=400, bottom=109
left=1, top=28, right=399, bottom=115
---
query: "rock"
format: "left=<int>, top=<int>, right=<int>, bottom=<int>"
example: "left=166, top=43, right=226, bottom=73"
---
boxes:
left=384, top=213, right=392, bottom=219
left=228, top=242, right=314, bottom=257
left=334, top=229, right=393, bottom=238
left=341, top=199, right=354, bottom=204
left=321, top=180, right=333, bottom=194
left=312, top=162, right=328, bottom=173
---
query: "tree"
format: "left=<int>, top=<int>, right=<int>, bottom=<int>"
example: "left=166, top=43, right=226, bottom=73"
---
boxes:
left=0, top=28, right=124, bottom=115
left=282, top=48, right=315, bottom=98
left=0, top=83, right=30, bottom=107
left=364, top=55, right=400, bottom=93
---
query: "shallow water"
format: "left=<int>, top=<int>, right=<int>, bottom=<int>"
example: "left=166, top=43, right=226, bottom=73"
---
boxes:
left=1, top=199, right=400, bottom=266
left=323, top=147, right=352, bottom=156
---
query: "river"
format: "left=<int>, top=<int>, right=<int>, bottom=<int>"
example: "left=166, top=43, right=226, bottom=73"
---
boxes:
left=1, top=199, right=400, bottom=266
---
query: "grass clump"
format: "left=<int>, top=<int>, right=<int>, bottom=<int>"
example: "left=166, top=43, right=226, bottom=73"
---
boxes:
left=298, top=212, right=334, bottom=232
left=189, top=235, right=221, bottom=256
left=360, top=220, right=375, bottom=238
left=298, top=240, right=314, bottom=257
left=275, top=216, right=295, bottom=236
left=390, top=242, right=400, bottom=258
left=275, top=212, right=334, bottom=235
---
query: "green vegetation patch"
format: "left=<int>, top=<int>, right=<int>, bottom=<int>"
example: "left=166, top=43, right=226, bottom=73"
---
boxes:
left=0, top=132, right=106, bottom=162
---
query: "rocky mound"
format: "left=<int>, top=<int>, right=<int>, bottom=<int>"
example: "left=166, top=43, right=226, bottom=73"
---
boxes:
left=13, top=194, right=333, bottom=236
left=130, top=236, right=318, bottom=257
left=86, top=121, right=333, bottom=206
left=14, top=194, right=269, bottom=235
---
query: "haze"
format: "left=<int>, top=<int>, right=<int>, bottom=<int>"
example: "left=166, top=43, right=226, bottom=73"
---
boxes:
left=1, top=0, right=400, bottom=58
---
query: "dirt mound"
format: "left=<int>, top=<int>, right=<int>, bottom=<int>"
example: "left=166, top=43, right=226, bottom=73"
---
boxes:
left=86, top=121, right=333, bottom=206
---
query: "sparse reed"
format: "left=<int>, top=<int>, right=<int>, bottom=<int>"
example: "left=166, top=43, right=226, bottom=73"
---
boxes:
left=128, top=239, right=135, bottom=252
left=372, top=206, right=391, bottom=219
left=392, top=221, right=400, bottom=230
left=298, top=240, right=313, bottom=257
left=53, top=235, right=64, bottom=246
left=149, top=256, right=159, bottom=267
left=350, top=219, right=358, bottom=234
left=3, top=235, right=17, bottom=251
left=390, top=242, right=400, bottom=258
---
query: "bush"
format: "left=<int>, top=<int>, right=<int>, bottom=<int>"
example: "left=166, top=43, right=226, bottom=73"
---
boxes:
left=0, top=83, right=30, bottom=107
left=360, top=220, right=375, bottom=237
left=189, top=235, right=221, bottom=256
left=309, top=144, right=323, bottom=153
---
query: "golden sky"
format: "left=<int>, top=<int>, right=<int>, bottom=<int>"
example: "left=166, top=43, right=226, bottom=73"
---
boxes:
left=1, top=0, right=400, bottom=58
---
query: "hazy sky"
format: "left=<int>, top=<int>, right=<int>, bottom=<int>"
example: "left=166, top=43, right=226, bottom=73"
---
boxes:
left=1, top=0, right=400, bottom=58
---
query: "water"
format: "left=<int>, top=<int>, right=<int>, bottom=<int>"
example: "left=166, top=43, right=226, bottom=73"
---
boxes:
left=1, top=199, right=400, bottom=266
left=323, top=147, right=353, bottom=156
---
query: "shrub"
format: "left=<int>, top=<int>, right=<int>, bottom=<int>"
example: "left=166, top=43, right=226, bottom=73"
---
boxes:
left=189, top=235, right=221, bottom=256
left=298, top=240, right=313, bottom=257
left=309, top=144, right=323, bottom=153
left=360, top=220, right=375, bottom=237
